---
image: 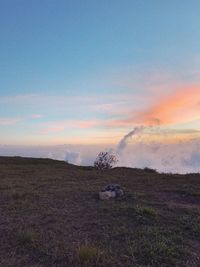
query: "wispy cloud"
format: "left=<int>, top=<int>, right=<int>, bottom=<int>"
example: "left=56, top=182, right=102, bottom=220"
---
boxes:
left=34, top=83, right=200, bottom=139
left=0, top=118, right=22, bottom=126
left=41, top=119, right=105, bottom=134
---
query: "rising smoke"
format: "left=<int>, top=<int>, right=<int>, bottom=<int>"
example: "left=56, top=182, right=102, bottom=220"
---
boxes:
left=114, top=120, right=200, bottom=174
left=117, top=138, right=200, bottom=174
left=116, top=126, right=144, bottom=154
left=65, top=150, right=81, bottom=165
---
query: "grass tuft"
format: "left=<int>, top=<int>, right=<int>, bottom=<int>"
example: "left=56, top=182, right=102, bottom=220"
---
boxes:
left=135, top=205, right=158, bottom=218
left=76, top=243, right=102, bottom=265
left=17, top=230, right=38, bottom=246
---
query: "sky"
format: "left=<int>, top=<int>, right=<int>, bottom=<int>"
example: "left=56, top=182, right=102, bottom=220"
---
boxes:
left=1, top=1, right=200, bottom=172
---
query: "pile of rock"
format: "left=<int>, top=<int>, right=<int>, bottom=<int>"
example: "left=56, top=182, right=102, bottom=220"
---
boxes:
left=99, top=184, right=124, bottom=200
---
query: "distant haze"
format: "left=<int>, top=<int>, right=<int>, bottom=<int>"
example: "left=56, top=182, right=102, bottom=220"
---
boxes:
left=1, top=134, right=200, bottom=174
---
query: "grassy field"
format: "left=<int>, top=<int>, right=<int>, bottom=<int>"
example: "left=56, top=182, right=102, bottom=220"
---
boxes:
left=0, top=156, right=199, bottom=267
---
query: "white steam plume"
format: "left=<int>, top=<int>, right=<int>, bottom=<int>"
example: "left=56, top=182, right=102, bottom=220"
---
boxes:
left=116, top=126, right=144, bottom=154
left=65, top=150, right=82, bottom=165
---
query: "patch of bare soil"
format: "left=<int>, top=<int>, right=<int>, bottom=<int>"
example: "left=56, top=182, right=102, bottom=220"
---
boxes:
left=155, top=191, right=200, bottom=210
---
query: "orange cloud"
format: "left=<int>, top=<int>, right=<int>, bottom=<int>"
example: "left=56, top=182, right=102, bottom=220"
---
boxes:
left=116, top=85, right=200, bottom=126
left=39, top=85, right=200, bottom=137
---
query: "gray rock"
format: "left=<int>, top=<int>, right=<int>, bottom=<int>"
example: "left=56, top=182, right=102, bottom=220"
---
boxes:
left=99, top=184, right=124, bottom=200
left=99, top=191, right=115, bottom=200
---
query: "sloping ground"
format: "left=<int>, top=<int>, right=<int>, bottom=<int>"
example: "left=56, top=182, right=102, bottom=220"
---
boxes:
left=0, top=156, right=199, bottom=267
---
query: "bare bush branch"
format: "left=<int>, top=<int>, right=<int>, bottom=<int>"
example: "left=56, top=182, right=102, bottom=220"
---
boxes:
left=94, top=151, right=118, bottom=170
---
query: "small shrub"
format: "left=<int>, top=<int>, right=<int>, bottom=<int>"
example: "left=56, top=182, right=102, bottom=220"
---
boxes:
left=94, top=151, right=118, bottom=170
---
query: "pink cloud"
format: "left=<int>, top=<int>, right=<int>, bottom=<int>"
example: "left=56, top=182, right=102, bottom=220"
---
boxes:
left=41, top=119, right=105, bottom=134
left=31, top=114, right=42, bottom=119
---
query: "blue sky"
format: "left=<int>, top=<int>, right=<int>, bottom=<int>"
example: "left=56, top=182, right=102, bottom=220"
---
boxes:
left=0, top=0, right=200, bottom=145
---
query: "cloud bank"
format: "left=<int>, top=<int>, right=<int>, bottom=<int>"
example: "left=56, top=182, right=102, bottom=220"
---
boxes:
left=0, top=135, right=200, bottom=174
left=117, top=138, right=200, bottom=174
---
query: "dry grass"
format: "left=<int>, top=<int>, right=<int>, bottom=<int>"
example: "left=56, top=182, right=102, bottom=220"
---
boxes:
left=76, top=243, right=103, bottom=266
left=0, top=156, right=199, bottom=266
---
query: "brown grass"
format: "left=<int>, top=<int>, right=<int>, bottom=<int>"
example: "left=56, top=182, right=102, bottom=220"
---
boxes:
left=0, top=156, right=199, bottom=266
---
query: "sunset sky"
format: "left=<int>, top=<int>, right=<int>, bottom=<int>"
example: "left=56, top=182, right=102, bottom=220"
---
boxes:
left=1, top=0, right=200, bottom=147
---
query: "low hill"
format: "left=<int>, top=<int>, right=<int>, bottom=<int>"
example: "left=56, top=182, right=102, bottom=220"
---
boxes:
left=0, top=156, right=199, bottom=267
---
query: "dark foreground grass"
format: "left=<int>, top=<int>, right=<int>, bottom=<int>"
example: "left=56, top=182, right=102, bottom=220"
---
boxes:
left=0, top=156, right=199, bottom=266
